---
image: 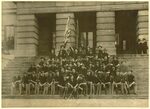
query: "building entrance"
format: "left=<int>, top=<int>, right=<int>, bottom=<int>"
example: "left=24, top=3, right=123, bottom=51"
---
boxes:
left=37, top=14, right=56, bottom=56
left=115, top=11, right=138, bottom=54
left=75, top=12, right=96, bottom=52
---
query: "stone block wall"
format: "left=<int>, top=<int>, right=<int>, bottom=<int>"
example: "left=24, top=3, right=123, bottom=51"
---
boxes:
left=15, top=14, right=39, bottom=57
left=137, top=10, right=148, bottom=40
left=96, top=12, right=116, bottom=55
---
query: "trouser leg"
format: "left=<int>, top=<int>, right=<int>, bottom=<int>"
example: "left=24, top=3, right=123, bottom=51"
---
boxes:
left=124, top=83, right=128, bottom=94
left=104, top=83, right=108, bottom=94
left=46, top=87, right=48, bottom=95
left=108, top=83, right=111, bottom=94
left=101, top=83, right=105, bottom=94
left=53, top=85, right=55, bottom=95
left=43, top=88, right=45, bottom=95
left=60, top=87, right=64, bottom=97
left=92, top=84, right=95, bottom=96
left=86, top=84, right=88, bottom=95
left=63, top=87, right=67, bottom=98
left=35, top=86, right=37, bottom=94
left=89, top=83, right=92, bottom=97
left=37, top=87, right=40, bottom=95
left=115, top=84, right=118, bottom=94
left=26, top=84, right=30, bottom=95
left=99, top=84, right=102, bottom=95
left=121, top=83, right=124, bottom=94
left=26, top=84, right=28, bottom=94
left=112, top=83, right=115, bottom=94
left=133, top=83, right=137, bottom=94
left=51, top=85, right=53, bottom=95
left=10, top=86, right=14, bottom=95
left=29, top=84, right=30, bottom=94
left=34, top=88, right=36, bottom=94
left=96, top=83, right=99, bottom=95
left=19, top=84, right=22, bottom=95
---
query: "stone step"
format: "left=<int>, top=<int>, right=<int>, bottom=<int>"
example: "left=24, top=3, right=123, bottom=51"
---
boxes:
left=136, top=76, right=149, bottom=78
left=2, top=56, right=148, bottom=96
left=137, top=82, right=148, bottom=85
left=136, top=75, right=148, bottom=78
left=137, top=81, right=149, bottom=83
left=4, top=66, right=30, bottom=68
left=4, top=66, right=29, bottom=69
left=2, top=94, right=148, bottom=99
left=3, top=69, right=28, bottom=72
left=7, top=63, right=34, bottom=67
left=119, top=59, right=148, bottom=61
left=2, top=84, right=11, bottom=88
left=130, top=64, right=148, bottom=67
left=137, top=91, right=148, bottom=94
left=7, top=62, right=32, bottom=65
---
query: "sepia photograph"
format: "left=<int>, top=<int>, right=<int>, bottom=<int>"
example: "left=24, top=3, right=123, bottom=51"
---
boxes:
left=1, top=1, right=149, bottom=107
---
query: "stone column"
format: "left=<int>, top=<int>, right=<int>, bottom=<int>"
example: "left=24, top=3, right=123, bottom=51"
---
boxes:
left=137, top=10, right=148, bottom=43
left=15, top=14, right=39, bottom=57
left=56, top=13, right=76, bottom=54
left=96, top=11, right=116, bottom=55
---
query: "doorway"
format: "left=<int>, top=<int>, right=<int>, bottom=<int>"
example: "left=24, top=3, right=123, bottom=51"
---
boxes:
left=37, top=14, right=56, bottom=56
left=115, top=11, right=138, bottom=54
left=75, top=12, right=96, bottom=52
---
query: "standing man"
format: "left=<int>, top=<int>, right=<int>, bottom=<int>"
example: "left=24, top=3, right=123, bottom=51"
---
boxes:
left=142, top=38, right=148, bottom=54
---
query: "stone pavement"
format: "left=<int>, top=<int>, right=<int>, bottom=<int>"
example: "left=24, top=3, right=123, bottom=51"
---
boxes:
left=2, top=98, right=148, bottom=107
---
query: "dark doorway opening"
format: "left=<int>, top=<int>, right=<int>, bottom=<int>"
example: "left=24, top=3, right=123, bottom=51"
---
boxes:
left=37, top=14, right=56, bottom=56
left=75, top=12, right=96, bottom=52
left=115, top=11, right=137, bottom=54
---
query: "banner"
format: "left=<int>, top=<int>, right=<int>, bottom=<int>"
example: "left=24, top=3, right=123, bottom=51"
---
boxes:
left=63, top=16, right=75, bottom=47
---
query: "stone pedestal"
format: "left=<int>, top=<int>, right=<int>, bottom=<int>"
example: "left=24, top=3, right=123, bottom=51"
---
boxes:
left=96, top=11, right=116, bottom=55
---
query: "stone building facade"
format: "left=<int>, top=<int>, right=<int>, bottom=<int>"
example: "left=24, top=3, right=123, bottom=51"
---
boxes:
left=2, top=1, right=148, bottom=57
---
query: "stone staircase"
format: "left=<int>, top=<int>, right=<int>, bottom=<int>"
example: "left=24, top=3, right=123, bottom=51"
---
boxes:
left=2, top=57, right=36, bottom=95
left=2, top=55, right=149, bottom=99
left=118, top=54, right=149, bottom=98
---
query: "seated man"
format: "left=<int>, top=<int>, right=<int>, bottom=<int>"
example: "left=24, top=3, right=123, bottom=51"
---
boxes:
left=92, top=73, right=101, bottom=95
left=112, top=71, right=122, bottom=94
left=50, top=78, right=58, bottom=95
left=22, top=73, right=31, bottom=95
left=96, top=71, right=104, bottom=95
left=43, top=80, right=51, bottom=95
left=10, top=76, right=18, bottom=95
left=100, top=71, right=111, bottom=94
left=120, top=72, right=128, bottom=94
left=27, top=64, right=37, bottom=73
left=126, top=70, right=137, bottom=94
left=30, top=79, right=42, bottom=95
left=104, top=72, right=111, bottom=94
left=78, top=74, right=87, bottom=96
left=86, top=70, right=93, bottom=97
left=142, top=38, right=148, bottom=54
left=68, top=74, right=79, bottom=99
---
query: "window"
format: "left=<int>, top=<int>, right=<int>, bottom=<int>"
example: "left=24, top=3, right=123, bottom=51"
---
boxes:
left=3, top=25, right=15, bottom=54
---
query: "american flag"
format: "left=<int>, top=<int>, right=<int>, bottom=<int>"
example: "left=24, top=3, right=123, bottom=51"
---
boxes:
left=63, top=16, right=75, bottom=47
